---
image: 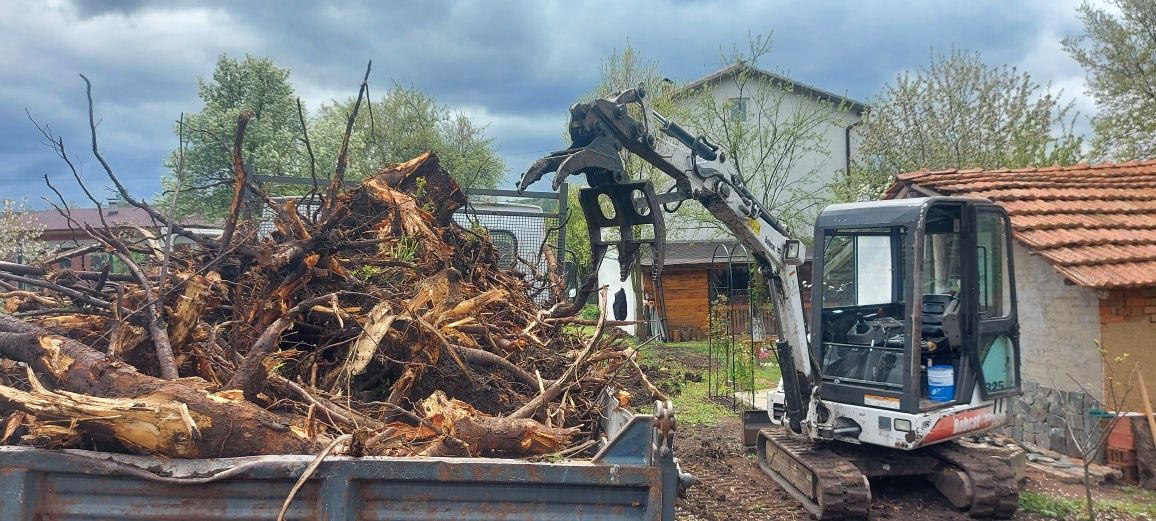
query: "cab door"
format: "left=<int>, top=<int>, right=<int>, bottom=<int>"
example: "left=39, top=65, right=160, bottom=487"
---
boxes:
left=969, top=205, right=1021, bottom=398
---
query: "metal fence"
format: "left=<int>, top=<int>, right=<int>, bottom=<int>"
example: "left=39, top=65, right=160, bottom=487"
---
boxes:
left=453, top=187, right=567, bottom=304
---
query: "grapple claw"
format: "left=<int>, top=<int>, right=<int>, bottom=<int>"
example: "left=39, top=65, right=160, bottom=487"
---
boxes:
left=517, top=134, right=665, bottom=287
left=579, top=180, right=665, bottom=282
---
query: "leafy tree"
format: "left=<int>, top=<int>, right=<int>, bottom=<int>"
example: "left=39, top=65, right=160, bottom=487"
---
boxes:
left=163, top=54, right=304, bottom=218
left=310, top=85, right=504, bottom=189
left=1064, top=0, right=1156, bottom=160
left=165, top=57, right=504, bottom=219
left=0, top=199, right=48, bottom=262
left=840, top=49, right=1083, bottom=201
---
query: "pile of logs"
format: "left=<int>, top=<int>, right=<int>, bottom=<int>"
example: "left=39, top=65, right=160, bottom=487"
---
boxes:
left=0, top=75, right=660, bottom=460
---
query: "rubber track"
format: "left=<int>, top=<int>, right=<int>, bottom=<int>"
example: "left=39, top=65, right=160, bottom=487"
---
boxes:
left=758, top=429, right=871, bottom=520
left=928, top=442, right=1019, bottom=519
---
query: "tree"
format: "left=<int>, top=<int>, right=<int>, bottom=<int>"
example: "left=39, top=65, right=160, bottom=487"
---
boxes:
left=839, top=49, right=1083, bottom=201
left=163, top=54, right=304, bottom=218
left=310, top=85, right=505, bottom=189
left=0, top=199, right=47, bottom=262
left=1064, top=0, right=1156, bottom=161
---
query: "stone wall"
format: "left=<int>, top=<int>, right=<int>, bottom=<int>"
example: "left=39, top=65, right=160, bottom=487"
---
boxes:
left=1007, top=381, right=1102, bottom=457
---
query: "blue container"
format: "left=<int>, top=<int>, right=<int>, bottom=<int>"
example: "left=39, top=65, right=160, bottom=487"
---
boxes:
left=928, top=365, right=955, bottom=402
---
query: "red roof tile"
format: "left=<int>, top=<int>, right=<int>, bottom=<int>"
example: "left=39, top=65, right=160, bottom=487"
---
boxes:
left=884, top=160, right=1156, bottom=288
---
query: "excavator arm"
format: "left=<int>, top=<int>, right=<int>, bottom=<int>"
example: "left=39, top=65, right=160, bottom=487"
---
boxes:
left=519, top=86, right=814, bottom=431
left=522, top=86, right=1024, bottom=520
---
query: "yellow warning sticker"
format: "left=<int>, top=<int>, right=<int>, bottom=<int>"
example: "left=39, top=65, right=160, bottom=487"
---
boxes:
left=748, top=218, right=761, bottom=235
left=864, top=394, right=900, bottom=409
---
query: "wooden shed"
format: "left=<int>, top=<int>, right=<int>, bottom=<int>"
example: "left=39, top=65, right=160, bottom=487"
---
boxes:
left=639, top=241, right=811, bottom=342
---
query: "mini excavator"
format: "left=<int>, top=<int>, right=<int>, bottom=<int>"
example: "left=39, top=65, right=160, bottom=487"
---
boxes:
left=520, top=86, right=1022, bottom=519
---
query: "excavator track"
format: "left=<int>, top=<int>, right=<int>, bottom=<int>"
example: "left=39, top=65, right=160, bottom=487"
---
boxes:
left=927, top=442, right=1019, bottom=519
left=756, top=429, right=870, bottom=520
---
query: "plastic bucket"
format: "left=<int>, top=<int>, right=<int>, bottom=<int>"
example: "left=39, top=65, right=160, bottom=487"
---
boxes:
left=928, top=365, right=955, bottom=402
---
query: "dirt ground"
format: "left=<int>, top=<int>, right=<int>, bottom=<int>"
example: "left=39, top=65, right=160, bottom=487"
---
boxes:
left=651, top=345, right=1150, bottom=521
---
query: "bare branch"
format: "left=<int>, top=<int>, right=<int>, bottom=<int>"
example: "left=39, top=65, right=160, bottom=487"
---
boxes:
left=220, top=110, right=253, bottom=250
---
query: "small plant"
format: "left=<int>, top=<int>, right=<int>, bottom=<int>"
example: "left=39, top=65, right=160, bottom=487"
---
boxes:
left=413, top=177, right=427, bottom=199
left=389, top=236, right=420, bottom=262
left=579, top=304, right=601, bottom=321
left=1019, top=491, right=1082, bottom=519
left=351, top=264, right=384, bottom=282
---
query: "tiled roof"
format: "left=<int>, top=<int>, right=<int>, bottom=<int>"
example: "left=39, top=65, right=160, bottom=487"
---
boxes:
left=884, top=160, right=1156, bottom=288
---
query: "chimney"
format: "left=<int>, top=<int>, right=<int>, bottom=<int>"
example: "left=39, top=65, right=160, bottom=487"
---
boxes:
left=107, top=199, right=119, bottom=215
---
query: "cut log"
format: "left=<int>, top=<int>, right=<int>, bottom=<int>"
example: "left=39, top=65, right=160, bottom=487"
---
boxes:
left=419, top=391, right=575, bottom=456
left=0, top=316, right=318, bottom=457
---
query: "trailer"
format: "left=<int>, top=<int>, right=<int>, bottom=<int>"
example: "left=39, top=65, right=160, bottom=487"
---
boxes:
left=0, top=393, right=687, bottom=521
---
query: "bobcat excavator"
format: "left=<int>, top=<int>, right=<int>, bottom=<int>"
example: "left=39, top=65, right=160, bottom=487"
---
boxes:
left=520, top=86, right=1022, bottom=519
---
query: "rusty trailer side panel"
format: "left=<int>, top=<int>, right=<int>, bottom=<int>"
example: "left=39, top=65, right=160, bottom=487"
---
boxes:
left=0, top=415, right=681, bottom=520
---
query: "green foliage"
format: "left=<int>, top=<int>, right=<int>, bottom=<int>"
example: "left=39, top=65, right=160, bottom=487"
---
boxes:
left=1064, top=0, right=1156, bottom=161
left=707, top=296, right=758, bottom=395
left=165, top=56, right=505, bottom=219
left=164, top=54, right=303, bottom=219
left=1019, top=491, right=1083, bottom=519
left=311, top=85, right=505, bottom=189
left=350, top=264, right=384, bottom=283
left=562, top=187, right=592, bottom=276
left=1018, top=489, right=1156, bottom=520
left=0, top=199, right=48, bottom=261
left=579, top=303, right=601, bottom=321
left=837, top=49, right=1083, bottom=202
left=637, top=340, right=780, bottom=425
left=388, top=236, right=420, bottom=263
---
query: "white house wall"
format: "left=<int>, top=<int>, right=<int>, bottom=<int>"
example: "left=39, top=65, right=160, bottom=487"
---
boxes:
left=596, top=249, right=638, bottom=336
left=1012, top=243, right=1104, bottom=397
left=674, top=77, right=861, bottom=241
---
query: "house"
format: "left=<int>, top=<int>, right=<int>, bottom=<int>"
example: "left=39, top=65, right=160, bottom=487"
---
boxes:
left=671, top=63, right=867, bottom=240
left=29, top=204, right=220, bottom=270
left=884, top=160, right=1156, bottom=456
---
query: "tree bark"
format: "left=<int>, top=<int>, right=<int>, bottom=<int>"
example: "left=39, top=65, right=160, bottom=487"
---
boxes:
left=0, top=316, right=318, bottom=457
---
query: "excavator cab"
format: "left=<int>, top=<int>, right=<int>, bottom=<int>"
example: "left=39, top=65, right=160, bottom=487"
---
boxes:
left=810, top=197, right=1021, bottom=415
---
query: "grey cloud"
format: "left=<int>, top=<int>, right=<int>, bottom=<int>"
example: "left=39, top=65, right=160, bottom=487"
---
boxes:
left=3, top=0, right=1096, bottom=208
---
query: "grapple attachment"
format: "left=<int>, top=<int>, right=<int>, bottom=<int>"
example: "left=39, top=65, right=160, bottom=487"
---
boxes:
left=519, top=135, right=665, bottom=283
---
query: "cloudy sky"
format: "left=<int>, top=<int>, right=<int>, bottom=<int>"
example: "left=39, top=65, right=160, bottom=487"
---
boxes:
left=0, top=0, right=1095, bottom=209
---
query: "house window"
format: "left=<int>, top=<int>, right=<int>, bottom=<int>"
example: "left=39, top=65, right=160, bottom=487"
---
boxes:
left=728, top=97, right=749, bottom=123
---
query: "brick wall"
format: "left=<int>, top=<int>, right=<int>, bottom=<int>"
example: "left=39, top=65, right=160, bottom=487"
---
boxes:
left=1098, top=287, right=1156, bottom=414
left=1098, top=287, right=1156, bottom=324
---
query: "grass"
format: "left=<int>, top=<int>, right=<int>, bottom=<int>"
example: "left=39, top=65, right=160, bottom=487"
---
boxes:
left=563, top=325, right=782, bottom=425
left=636, top=339, right=781, bottom=426
left=1019, top=488, right=1156, bottom=520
